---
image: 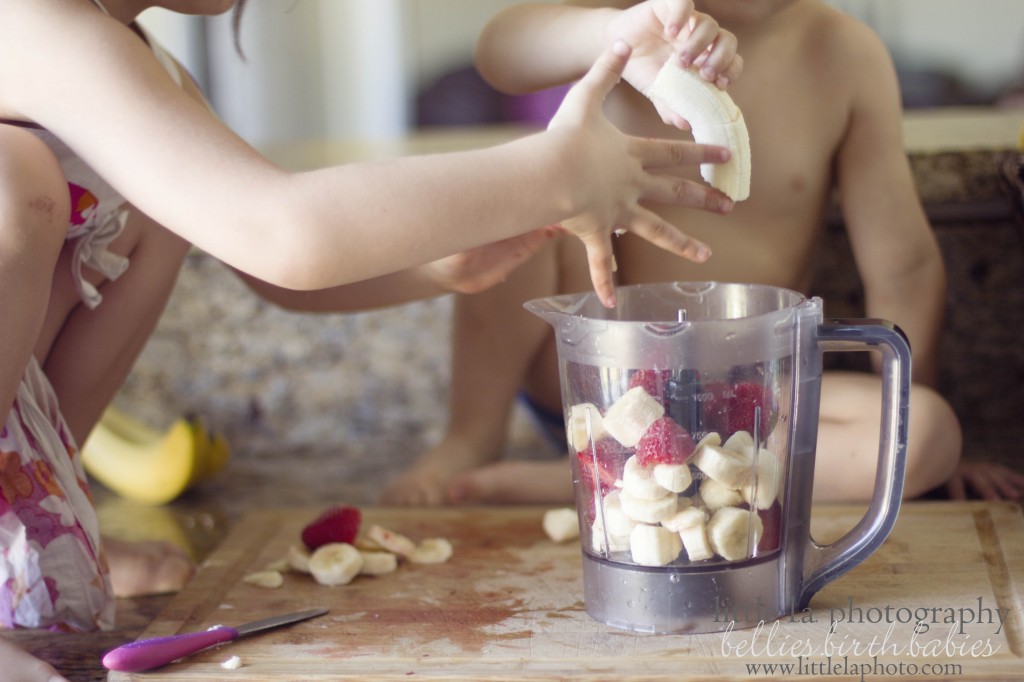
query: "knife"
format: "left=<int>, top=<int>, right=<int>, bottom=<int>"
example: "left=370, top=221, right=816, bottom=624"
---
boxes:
left=102, top=607, right=328, bottom=672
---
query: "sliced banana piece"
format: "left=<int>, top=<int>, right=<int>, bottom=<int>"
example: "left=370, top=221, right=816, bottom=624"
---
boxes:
left=309, top=542, right=364, bottom=586
left=661, top=505, right=706, bottom=533
left=629, top=523, right=683, bottom=567
left=723, top=430, right=755, bottom=452
left=707, top=506, right=763, bottom=561
left=653, top=462, right=692, bottom=493
left=591, top=515, right=632, bottom=554
left=740, top=447, right=784, bottom=510
left=358, top=550, right=399, bottom=575
left=543, top=508, right=581, bottom=543
left=287, top=544, right=312, bottom=574
left=680, top=521, right=715, bottom=562
left=699, top=476, right=743, bottom=511
left=242, top=570, right=283, bottom=589
left=600, top=490, right=639, bottom=538
left=410, top=538, right=454, bottom=565
left=696, top=432, right=722, bottom=449
left=621, top=455, right=670, bottom=500
left=603, top=386, right=665, bottom=447
left=645, top=60, right=751, bottom=201
left=619, top=488, right=678, bottom=524
left=566, top=403, right=608, bottom=450
left=366, top=524, right=417, bottom=559
left=693, top=443, right=754, bottom=489
left=664, top=505, right=715, bottom=561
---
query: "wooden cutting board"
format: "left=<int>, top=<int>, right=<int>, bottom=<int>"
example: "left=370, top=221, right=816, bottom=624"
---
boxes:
left=108, top=502, right=1024, bottom=681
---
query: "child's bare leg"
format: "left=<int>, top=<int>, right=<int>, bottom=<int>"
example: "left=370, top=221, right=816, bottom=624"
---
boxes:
left=0, top=125, right=76, bottom=682
left=34, top=209, right=190, bottom=442
left=446, top=458, right=574, bottom=505
left=103, top=536, right=195, bottom=598
left=35, top=209, right=194, bottom=595
left=0, top=126, right=68, bottom=419
left=380, top=241, right=562, bottom=506
left=812, top=371, right=961, bottom=502
left=441, top=240, right=597, bottom=506
left=0, top=637, right=67, bottom=682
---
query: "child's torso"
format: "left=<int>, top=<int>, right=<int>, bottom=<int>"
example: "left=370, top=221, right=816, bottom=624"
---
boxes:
left=610, top=2, right=857, bottom=293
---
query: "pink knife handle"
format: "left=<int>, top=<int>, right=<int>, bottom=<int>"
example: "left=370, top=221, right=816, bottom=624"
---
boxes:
left=103, top=626, right=239, bottom=672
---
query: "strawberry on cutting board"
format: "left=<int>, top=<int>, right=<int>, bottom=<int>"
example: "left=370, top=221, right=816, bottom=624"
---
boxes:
left=301, top=505, right=362, bottom=551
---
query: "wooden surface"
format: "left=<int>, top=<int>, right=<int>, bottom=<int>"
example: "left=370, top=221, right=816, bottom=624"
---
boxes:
left=106, top=502, right=1024, bottom=681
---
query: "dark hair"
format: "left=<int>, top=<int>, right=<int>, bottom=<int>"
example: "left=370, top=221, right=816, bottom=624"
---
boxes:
left=232, top=0, right=247, bottom=56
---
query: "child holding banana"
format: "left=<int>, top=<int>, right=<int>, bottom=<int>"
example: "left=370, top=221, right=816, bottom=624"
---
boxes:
left=382, top=0, right=1008, bottom=507
left=0, top=0, right=740, bottom=678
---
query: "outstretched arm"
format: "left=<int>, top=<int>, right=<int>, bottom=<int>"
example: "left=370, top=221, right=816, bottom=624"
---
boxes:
left=476, top=0, right=741, bottom=126
left=4, top=1, right=730, bottom=308
left=236, top=228, right=554, bottom=312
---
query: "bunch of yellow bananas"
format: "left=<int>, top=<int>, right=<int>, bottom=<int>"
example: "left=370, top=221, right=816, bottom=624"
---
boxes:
left=82, top=407, right=230, bottom=505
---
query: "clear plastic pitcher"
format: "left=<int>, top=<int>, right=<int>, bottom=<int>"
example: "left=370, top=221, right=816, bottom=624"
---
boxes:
left=525, top=281, right=910, bottom=633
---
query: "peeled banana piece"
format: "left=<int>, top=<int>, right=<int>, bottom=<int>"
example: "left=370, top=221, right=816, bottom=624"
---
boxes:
left=707, top=506, right=763, bottom=561
left=645, top=60, right=751, bottom=201
left=309, top=542, right=363, bottom=586
left=82, top=407, right=229, bottom=505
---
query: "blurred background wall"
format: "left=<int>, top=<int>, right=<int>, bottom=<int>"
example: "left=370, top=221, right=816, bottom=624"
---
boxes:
left=140, top=0, right=1024, bottom=149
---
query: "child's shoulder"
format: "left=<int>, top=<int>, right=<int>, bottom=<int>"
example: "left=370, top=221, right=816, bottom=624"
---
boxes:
left=794, top=1, right=893, bottom=71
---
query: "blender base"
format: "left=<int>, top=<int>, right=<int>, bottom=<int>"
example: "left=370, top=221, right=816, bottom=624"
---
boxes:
left=581, top=550, right=787, bottom=634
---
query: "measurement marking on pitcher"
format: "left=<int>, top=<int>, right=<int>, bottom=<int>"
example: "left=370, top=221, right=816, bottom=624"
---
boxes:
left=586, top=408, right=611, bottom=560
left=748, top=405, right=762, bottom=557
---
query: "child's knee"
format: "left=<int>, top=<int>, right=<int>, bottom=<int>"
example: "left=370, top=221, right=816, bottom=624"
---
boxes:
left=0, top=126, right=69, bottom=256
left=904, top=384, right=962, bottom=496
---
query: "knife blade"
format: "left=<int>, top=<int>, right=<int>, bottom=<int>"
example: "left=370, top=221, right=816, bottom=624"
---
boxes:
left=102, top=607, right=328, bottom=672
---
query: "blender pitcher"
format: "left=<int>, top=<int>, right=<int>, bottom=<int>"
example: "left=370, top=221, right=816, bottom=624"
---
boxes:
left=525, top=281, right=910, bottom=634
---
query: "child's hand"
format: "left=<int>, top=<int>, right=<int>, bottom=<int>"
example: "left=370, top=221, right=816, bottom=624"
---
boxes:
left=547, top=41, right=733, bottom=308
left=946, top=460, right=1024, bottom=500
left=606, top=0, right=742, bottom=128
left=424, top=228, right=553, bottom=294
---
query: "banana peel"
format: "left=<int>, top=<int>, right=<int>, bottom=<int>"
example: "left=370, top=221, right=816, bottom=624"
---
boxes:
left=82, top=407, right=230, bottom=505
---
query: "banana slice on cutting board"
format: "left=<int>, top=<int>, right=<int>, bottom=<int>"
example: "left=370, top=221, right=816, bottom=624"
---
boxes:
left=645, top=60, right=751, bottom=201
left=309, top=542, right=364, bottom=586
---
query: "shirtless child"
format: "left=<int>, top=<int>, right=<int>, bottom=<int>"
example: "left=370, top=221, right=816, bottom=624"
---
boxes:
left=382, top=0, right=967, bottom=506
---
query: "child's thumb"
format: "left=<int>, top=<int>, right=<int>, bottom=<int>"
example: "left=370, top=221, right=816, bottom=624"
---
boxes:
left=579, top=41, right=632, bottom=101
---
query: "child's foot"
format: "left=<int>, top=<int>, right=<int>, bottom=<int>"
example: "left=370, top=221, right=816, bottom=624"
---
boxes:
left=445, top=459, right=574, bottom=505
left=380, top=437, right=498, bottom=506
left=0, top=636, right=68, bottom=682
left=104, top=536, right=195, bottom=597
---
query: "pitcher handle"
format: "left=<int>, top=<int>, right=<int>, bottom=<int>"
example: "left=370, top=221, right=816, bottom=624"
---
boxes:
left=798, top=319, right=912, bottom=609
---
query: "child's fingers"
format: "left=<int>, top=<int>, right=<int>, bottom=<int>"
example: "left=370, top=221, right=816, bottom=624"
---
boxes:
left=677, top=13, right=721, bottom=66
left=625, top=206, right=712, bottom=264
left=549, top=41, right=632, bottom=130
left=576, top=40, right=633, bottom=102
left=715, top=52, right=743, bottom=88
left=628, top=137, right=731, bottom=170
left=654, top=104, right=692, bottom=131
left=700, top=34, right=742, bottom=86
left=581, top=235, right=618, bottom=308
left=642, top=173, right=734, bottom=214
left=655, top=0, right=697, bottom=39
